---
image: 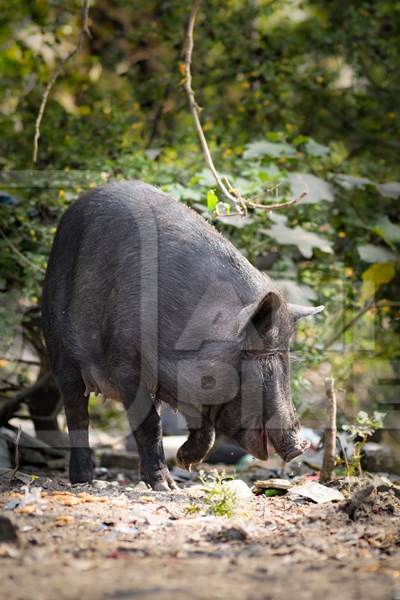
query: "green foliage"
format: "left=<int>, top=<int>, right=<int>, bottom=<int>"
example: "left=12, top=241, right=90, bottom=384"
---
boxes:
left=343, top=410, right=386, bottom=476
left=199, top=471, right=238, bottom=518
left=185, top=470, right=241, bottom=518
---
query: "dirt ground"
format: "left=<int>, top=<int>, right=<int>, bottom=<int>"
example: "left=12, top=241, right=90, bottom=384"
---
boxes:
left=0, top=470, right=399, bottom=600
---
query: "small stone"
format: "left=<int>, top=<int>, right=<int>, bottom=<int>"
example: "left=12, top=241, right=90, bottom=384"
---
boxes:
left=222, top=479, right=253, bottom=501
left=92, top=480, right=109, bottom=490
left=134, top=481, right=150, bottom=492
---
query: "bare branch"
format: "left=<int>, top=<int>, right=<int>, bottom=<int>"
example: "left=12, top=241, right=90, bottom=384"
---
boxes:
left=11, top=425, right=22, bottom=480
left=320, top=377, right=337, bottom=483
left=0, top=357, right=41, bottom=366
left=33, top=0, right=91, bottom=163
left=183, top=0, right=247, bottom=215
left=182, top=0, right=302, bottom=216
left=248, top=190, right=308, bottom=211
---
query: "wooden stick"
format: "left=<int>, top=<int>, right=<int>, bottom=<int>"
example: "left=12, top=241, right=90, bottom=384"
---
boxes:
left=10, top=425, right=22, bottom=480
left=320, top=376, right=337, bottom=483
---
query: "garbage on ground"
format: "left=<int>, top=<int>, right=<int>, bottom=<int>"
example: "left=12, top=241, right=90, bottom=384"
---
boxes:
left=170, top=466, right=197, bottom=483
left=252, top=477, right=344, bottom=503
left=252, top=479, right=293, bottom=496
left=288, top=481, right=344, bottom=504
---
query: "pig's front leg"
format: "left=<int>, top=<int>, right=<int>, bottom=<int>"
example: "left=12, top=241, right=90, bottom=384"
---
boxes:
left=123, top=387, right=178, bottom=491
left=176, top=416, right=215, bottom=470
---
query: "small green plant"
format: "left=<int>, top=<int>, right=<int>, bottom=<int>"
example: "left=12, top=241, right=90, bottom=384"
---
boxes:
left=201, top=471, right=237, bottom=518
left=185, top=470, right=238, bottom=518
left=342, top=410, right=386, bottom=476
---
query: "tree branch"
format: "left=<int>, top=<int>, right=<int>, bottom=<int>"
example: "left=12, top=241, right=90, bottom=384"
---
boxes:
left=33, top=0, right=91, bottom=163
left=320, top=377, right=337, bottom=483
left=182, top=0, right=303, bottom=216
left=183, top=1, right=246, bottom=214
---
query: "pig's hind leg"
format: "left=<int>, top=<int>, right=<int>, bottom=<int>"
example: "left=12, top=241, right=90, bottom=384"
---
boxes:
left=56, top=367, right=93, bottom=484
left=121, top=383, right=178, bottom=491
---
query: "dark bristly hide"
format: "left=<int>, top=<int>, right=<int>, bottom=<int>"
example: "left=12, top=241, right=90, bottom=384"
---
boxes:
left=42, top=180, right=323, bottom=489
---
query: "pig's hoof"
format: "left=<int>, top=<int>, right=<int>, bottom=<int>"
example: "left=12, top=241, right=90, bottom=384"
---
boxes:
left=143, top=467, right=179, bottom=491
left=176, top=445, right=201, bottom=471
left=69, top=448, right=93, bottom=484
left=153, top=480, right=177, bottom=492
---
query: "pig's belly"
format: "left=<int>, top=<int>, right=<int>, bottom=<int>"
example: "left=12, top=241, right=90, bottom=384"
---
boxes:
left=81, top=367, right=121, bottom=401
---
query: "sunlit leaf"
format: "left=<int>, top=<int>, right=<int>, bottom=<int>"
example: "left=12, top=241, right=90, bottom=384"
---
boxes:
left=335, top=174, right=373, bottom=190
left=377, top=181, right=400, bottom=199
left=360, top=262, right=396, bottom=304
left=304, top=139, right=330, bottom=157
left=358, top=244, right=396, bottom=263
left=262, top=223, right=333, bottom=258
left=207, top=189, right=218, bottom=212
left=288, top=172, right=334, bottom=203
left=372, top=216, right=400, bottom=244
left=243, top=140, right=296, bottom=160
left=275, top=279, right=317, bottom=305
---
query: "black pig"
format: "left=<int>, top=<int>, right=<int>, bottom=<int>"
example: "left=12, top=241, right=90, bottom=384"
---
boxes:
left=42, top=181, right=324, bottom=490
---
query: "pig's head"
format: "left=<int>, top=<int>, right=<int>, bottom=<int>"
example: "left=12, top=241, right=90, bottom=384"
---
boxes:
left=215, top=291, right=324, bottom=463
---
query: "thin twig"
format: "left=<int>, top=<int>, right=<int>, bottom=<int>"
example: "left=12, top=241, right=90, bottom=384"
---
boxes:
left=0, top=230, right=45, bottom=274
left=182, top=0, right=303, bottom=215
left=0, top=357, right=41, bottom=366
left=33, top=0, right=91, bottom=163
left=10, top=425, right=22, bottom=480
left=320, top=377, right=337, bottom=483
left=183, top=1, right=246, bottom=214
left=248, top=190, right=308, bottom=211
left=336, top=434, right=350, bottom=489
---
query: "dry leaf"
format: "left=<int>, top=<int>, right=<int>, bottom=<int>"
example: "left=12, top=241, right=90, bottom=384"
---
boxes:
left=56, top=515, right=75, bottom=526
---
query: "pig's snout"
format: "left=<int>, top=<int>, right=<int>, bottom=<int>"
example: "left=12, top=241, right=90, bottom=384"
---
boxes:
left=282, top=437, right=310, bottom=462
left=267, top=425, right=310, bottom=463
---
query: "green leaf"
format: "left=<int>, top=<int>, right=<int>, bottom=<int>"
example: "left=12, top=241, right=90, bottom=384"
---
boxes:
left=377, top=182, right=400, bottom=199
left=358, top=244, right=396, bottom=263
left=262, top=223, right=333, bottom=258
left=207, top=189, right=218, bottom=212
left=263, top=489, right=286, bottom=497
left=243, top=140, right=296, bottom=160
left=288, top=172, right=334, bottom=203
left=372, top=216, right=400, bottom=244
left=360, top=262, right=396, bottom=303
left=304, top=139, right=330, bottom=157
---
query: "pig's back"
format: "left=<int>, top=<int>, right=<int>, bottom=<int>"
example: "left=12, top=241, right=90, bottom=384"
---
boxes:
left=42, top=180, right=271, bottom=369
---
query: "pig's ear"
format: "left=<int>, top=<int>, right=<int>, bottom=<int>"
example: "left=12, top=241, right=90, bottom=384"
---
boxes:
left=236, top=291, right=282, bottom=337
left=288, top=303, right=325, bottom=322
